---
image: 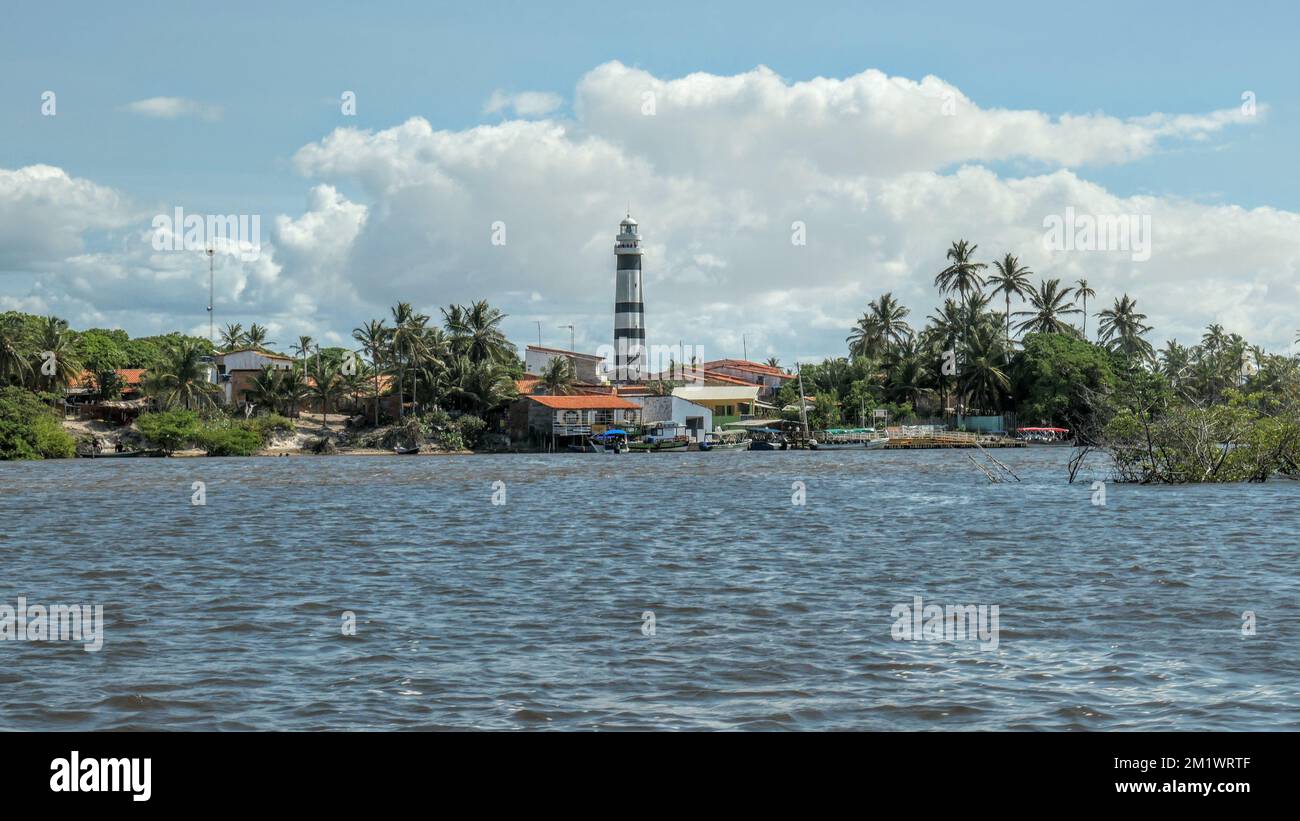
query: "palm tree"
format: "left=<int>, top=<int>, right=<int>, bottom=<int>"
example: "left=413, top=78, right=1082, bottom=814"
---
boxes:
left=219, top=322, right=246, bottom=351
left=869, top=292, right=913, bottom=353
left=0, top=314, right=33, bottom=385
left=352, top=319, right=389, bottom=426
left=1074, top=278, right=1096, bottom=341
left=960, top=324, right=1010, bottom=410
left=444, top=357, right=516, bottom=416
left=1014, top=279, right=1080, bottom=335
left=443, top=300, right=515, bottom=365
left=30, top=316, right=83, bottom=395
left=144, top=338, right=220, bottom=410
left=292, top=335, right=315, bottom=375
left=277, top=368, right=310, bottom=418
left=986, top=254, right=1033, bottom=348
left=389, top=302, right=430, bottom=418
left=308, top=359, right=341, bottom=426
left=539, top=356, right=576, bottom=395
left=846, top=313, right=885, bottom=359
left=765, top=356, right=781, bottom=369
left=246, top=323, right=273, bottom=351
left=1201, top=323, right=1228, bottom=355
left=1097, top=294, right=1154, bottom=362
left=934, top=240, right=988, bottom=301
left=245, top=365, right=283, bottom=413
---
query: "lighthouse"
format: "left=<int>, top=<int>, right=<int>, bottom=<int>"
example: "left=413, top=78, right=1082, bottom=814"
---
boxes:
left=613, top=214, right=645, bottom=381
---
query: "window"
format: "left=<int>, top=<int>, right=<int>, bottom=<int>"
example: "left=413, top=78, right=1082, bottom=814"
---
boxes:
left=594, top=410, right=614, bottom=424
left=562, top=410, right=578, bottom=425
left=624, top=409, right=637, bottom=422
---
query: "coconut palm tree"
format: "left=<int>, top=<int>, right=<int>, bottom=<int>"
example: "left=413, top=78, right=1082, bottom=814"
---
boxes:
left=934, top=240, right=988, bottom=301
left=444, top=356, right=517, bottom=416
left=1014, top=279, right=1080, bottom=336
left=986, top=254, right=1033, bottom=348
left=1097, top=294, right=1154, bottom=363
left=960, top=324, right=1011, bottom=410
left=308, top=359, right=341, bottom=426
left=539, top=356, right=576, bottom=395
left=443, top=300, right=515, bottom=365
left=0, top=314, right=33, bottom=386
left=292, top=335, right=315, bottom=375
left=219, top=322, right=246, bottom=351
left=846, top=313, right=885, bottom=359
left=30, top=315, right=83, bottom=395
left=765, top=356, right=781, bottom=369
left=145, top=338, right=220, bottom=410
left=244, top=365, right=283, bottom=414
left=352, top=319, right=389, bottom=426
left=868, top=292, right=913, bottom=354
left=1074, top=278, right=1096, bottom=340
left=246, top=323, right=273, bottom=351
left=1201, top=323, right=1228, bottom=355
left=277, top=368, right=310, bottom=418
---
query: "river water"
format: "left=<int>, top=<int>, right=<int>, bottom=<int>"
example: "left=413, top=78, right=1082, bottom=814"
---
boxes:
left=1, top=448, right=1296, bottom=730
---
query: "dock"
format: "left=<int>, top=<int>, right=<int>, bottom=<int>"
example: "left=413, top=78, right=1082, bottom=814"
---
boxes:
left=874, top=429, right=1025, bottom=450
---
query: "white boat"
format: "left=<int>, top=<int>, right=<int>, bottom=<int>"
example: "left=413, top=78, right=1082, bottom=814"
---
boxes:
left=865, top=437, right=890, bottom=450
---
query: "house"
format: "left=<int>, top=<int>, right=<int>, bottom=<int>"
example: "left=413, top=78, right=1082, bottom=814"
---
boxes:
left=213, top=348, right=294, bottom=407
left=524, top=345, right=607, bottom=384
left=510, top=394, right=642, bottom=445
left=625, top=394, right=713, bottom=442
left=702, top=359, right=793, bottom=400
left=670, top=384, right=761, bottom=428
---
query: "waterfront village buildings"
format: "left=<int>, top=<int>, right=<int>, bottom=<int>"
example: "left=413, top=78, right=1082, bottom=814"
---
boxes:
left=507, top=214, right=795, bottom=446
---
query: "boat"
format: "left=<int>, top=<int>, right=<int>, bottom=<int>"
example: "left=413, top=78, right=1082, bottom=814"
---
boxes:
left=865, top=437, right=890, bottom=450
left=747, top=427, right=788, bottom=450
left=1014, top=426, right=1073, bottom=445
left=629, top=422, right=691, bottom=452
left=393, top=445, right=421, bottom=455
left=77, top=448, right=162, bottom=458
left=815, top=427, right=876, bottom=449
left=699, top=430, right=751, bottom=451
left=593, top=429, right=631, bottom=453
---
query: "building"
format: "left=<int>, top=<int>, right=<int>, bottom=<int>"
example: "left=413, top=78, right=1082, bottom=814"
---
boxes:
left=626, top=394, right=713, bottom=442
left=670, top=384, right=763, bottom=428
left=213, top=348, right=294, bottom=407
left=702, top=359, right=794, bottom=400
left=613, top=214, right=645, bottom=381
left=510, top=394, right=643, bottom=445
left=524, top=345, right=606, bottom=384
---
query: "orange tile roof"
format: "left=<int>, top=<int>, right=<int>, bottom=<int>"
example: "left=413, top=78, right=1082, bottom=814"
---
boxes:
left=527, top=394, right=640, bottom=410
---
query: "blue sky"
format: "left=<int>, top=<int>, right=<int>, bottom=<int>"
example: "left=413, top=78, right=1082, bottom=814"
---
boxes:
left=2, top=0, right=1298, bottom=357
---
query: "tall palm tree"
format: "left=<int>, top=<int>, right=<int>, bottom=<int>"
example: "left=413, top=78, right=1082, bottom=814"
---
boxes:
left=219, top=322, right=246, bottom=351
left=960, top=324, right=1011, bottom=411
left=444, top=356, right=517, bottom=416
left=144, top=338, right=220, bottom=410
left=308, top=359, right=341, bottom=426
left=765, top=356, right=781, bottom=369
left=0, top=314, right=33, bottom=386
left=246, top=323, right=273, bottom=351
left=389, top=303, right=430, bottom=418
left=292, top=335, right=315, bottom=375
left=1014, top=279, right=1080, bottom=336
left=352, top=319, right=389, bottom=426
left=934, top=240, right=988, bottom=301
left=1097, top=294, right=1154, bottom=363
left=1201, top=323, right=1228, bottom=355
left=869, top=292, right=913, bottom=353
left=986, top=254, right=1033, bottom=348
left=443, top=300, right=515, bottom=365
left=539, top=356, right=576, bottom=395
left=1074, top=278, right=1096, bottom=340
left=846, top=313, right=885, bottom=359
left=30, top=315, right=83, bottom=395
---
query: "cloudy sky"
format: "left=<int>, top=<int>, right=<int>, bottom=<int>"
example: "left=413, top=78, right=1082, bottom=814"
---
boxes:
left=2, top=1, right=1298, bottom=361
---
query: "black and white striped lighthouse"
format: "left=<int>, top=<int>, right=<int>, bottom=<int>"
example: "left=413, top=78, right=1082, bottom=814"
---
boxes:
left=613, top=214, right=645, bottom=381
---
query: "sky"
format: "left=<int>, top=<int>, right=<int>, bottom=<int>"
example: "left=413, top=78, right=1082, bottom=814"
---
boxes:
left=2, top=0, right=1299, bottom=363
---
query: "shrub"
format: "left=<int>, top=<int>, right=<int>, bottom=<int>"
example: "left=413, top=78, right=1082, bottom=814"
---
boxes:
left=194, top=425, right=263, bottom=456
left=0, top=387, right=76, bottom=460
left=247, top=413, right=295, bottom=444
left=452, top=414, right=486, bottom=448
left=136, top=409, right=200, bottom=454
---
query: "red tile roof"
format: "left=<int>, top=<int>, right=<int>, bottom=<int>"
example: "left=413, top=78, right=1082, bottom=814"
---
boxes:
left=527, top=394, right=640, bottom=410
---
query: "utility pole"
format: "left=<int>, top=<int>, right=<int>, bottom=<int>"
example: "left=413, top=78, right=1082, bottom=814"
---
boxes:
left=742, top=333, right=747, bottom=363
left=206, top=246, right=215, bottom=344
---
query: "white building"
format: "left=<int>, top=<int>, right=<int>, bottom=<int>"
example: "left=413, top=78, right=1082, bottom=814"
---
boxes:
left=626, top=395, right=713, bottom=442
left=524, top=345, right=606, bottom=385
